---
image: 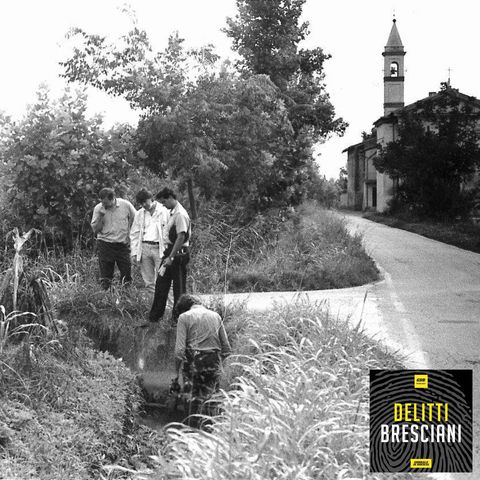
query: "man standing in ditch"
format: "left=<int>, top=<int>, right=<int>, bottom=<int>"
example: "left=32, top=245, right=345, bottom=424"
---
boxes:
left=148, top=187, right=191, bottom=325
left=91, top=187, right=136, bottom=290
left=130, top=188, right=169, bottom=293
left=173, top=294, right=231, bottom=422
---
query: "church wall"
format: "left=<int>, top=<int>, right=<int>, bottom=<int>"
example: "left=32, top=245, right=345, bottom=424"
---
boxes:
left=365, top=150, right=377, bottom=182
left=346, top=146, right=364, bottom=210
left=375, top=121, right=397, bottom=212
left=376, top=171, right=394, bottom=213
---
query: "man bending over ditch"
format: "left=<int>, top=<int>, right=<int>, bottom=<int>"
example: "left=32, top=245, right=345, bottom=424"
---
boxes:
left=173, top=294, right=231, bottom=423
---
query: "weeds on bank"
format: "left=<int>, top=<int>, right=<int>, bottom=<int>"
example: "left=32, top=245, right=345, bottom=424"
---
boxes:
left=230, top=206, right=378, bottom=291
left=135, top=302, right=418, bottom=480
left=0, top=203, right=383, bottom=479
left=39, top=248, right=151, bottom=365
left=193, top=203, right=379, bottom=293
left=0, top=322, right=164, bottom=479
left=0, top=230, right=163, bottom=479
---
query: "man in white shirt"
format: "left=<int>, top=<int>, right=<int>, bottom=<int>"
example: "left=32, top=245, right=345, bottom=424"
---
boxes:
left=148, top=187, right=191, bottom=324
left=130, top=188, right=169, bottom=292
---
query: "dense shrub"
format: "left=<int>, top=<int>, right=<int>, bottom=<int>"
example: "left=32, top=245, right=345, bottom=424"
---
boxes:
left=1, top=86, right=139, bottom=249
left=0, top=325, right=164, bottom=479
left=223, top=203, right=378, bottom=292
left=375, top=88, right=480, bottom=220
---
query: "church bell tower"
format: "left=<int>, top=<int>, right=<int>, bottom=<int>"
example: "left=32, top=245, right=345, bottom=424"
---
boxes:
left=383, top=18, right=405, bottom=115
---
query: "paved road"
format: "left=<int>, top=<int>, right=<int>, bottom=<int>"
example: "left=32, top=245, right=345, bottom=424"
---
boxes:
left=212, top=212, right=480, bottom=478
left=344, top=212, right=480, bottom=479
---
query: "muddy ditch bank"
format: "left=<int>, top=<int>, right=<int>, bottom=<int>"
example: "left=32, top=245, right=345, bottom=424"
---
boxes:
left=60, top=309, right=187, bottom=426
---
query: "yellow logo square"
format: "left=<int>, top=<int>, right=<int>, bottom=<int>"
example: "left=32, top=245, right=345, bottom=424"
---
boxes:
left=411, top=458, right=432, bottom=468
left=414, top=374, right=428, bottom=388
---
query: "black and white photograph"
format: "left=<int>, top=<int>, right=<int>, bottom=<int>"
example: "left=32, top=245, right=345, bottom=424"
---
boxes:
left=0, top=1, right=478, bottom=478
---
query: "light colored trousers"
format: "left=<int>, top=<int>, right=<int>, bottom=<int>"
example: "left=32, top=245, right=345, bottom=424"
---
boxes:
left=140, top=243, right=162, bottom=292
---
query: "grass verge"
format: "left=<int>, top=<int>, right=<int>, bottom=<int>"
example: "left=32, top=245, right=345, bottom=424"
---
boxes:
left=0, top=202, right=383, bottom=479
left=135, top=301, right=424, bottom=480
left=0, top=325, right=164, bottom=479
left=193, top=202, right=379, bottom=293
left=364, top=211, right=480, bottom=254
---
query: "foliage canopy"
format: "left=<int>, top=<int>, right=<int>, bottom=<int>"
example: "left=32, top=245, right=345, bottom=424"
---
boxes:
left=61, top=4, right=345, bottom=214
left=224, top=0, right=346, bottom=208
left=2, top=86, right=135, bottom=247
left=225, top=0, right=346, bottom=140
left=375, top=89, right=480, bottom=219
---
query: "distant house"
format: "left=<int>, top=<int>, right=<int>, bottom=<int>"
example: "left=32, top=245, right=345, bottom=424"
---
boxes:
left=344, top=19, right=480, bottom=212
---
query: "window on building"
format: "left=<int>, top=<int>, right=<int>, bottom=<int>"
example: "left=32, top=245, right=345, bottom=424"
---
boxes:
left=390, top=62, right=398, bottom=77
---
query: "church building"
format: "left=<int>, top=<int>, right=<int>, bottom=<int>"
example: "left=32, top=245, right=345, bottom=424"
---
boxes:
left=344, top=19, right=480, bottom=212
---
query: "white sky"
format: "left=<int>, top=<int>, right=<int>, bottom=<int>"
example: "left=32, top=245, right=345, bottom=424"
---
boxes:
left=1, top=0, right=479, bottom=179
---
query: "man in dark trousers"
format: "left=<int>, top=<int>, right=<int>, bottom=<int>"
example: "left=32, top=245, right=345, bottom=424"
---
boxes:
left=148, top=188, right=191, bottom=324
left=173, top=294, right=231, bottom=422
left=91, top=187, right=136, bottom=289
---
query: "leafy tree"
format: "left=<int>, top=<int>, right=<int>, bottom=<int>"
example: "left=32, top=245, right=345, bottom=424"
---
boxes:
left=62, top=5, right=346, bottom=214
left=374, top=89, right=480, bottom=219
left=62, top=20, right=297, bottom=215
left=2, top=86, right=136, bottom=248
left=224, top=0, right=346, bottom=203
left=225, top=0, right=309, bottom=89
left=63, top=25, right=193, bottom=115
left=336, top=167, right=348, bottom=193
left=303, top=163, right=340, bottom=207
left=136, top=70, right=293, bottom=213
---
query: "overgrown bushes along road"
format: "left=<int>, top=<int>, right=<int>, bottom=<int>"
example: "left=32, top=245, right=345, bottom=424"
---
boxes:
left=141, top=302, right=421, bottom=480
left=192, top=203, right=379, bottom=293
left=0, top=203, right=382, bottom=479
left=0, top=324, right=163, bottom=479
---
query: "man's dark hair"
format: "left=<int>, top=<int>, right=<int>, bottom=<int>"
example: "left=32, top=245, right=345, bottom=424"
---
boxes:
left=99, top=187, right=115, bottom=200
left=175, top=294, right=201, bottom=316
left=155, top=187, right=176, bottom=200
left=136, top=188, right=153, bottom=203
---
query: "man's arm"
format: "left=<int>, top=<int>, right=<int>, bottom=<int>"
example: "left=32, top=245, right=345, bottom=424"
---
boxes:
left=174, top=357, right=183, bottom=378
left=174, top=316, right=187, bottom=378
left=157, top=207, right=169, bottom=251
left=91, top=205, right=106, bottom=234
left=164, top=232, right=186, bottom=267
left=127, top=201, right=136, bottom=230
left=218, top=323, right=232, bottom=358
left=129, top=210, right=141, bottom=260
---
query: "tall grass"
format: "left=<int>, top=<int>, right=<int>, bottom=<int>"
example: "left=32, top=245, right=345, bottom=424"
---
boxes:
left=0, top=201, right=384, bottom=479
left=0, top=322, right=164, bottom=479
left=189, top=203, right=284, bottom=293
left=192, top=202, right=378, bottom=293
left=157, top=302, right=422, bottom=480
left=44, top=251, right=151, bottom=367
